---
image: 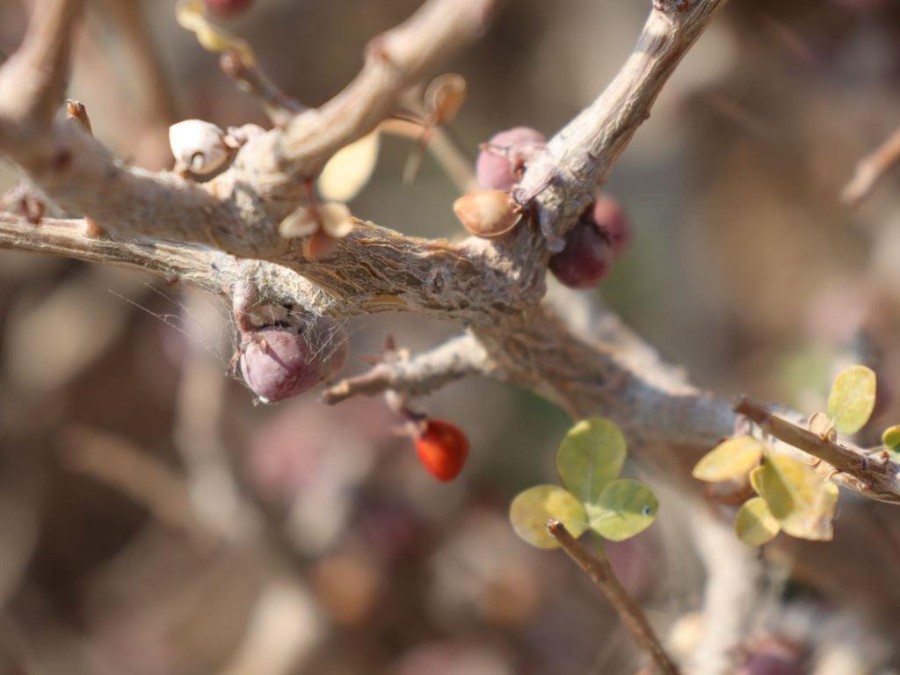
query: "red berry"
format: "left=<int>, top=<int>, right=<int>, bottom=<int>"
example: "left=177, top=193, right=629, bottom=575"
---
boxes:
left=548, top=219, right=614, bottom=289
left=414, top=420, right=469, bottom=482
left=591, top=195, right=631, bottom=260
left=475, top=127, right=546, bottom=191
left=204, top=0, right=254, bottom=16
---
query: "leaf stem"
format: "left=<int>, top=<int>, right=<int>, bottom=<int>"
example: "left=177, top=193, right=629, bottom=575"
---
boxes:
left=546, top=520, right=680, bottom=675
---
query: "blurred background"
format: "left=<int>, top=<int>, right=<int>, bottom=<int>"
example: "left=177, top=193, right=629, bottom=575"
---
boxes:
left=2, top=0, right=900, bottom=672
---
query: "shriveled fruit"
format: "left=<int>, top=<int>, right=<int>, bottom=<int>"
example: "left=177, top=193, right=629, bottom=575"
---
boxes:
left=475, top=127, right=546, bottom=191
left=240, top=322, right=348, bottom=403
left=548, top=220, right=613, bottom=289
left=591, top=195, right=631, bottom=260
left=415, top=420, right=470, bottom=482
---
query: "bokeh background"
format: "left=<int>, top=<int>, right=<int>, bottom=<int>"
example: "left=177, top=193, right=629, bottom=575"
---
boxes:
left=2, top=0, right=900, bottom=672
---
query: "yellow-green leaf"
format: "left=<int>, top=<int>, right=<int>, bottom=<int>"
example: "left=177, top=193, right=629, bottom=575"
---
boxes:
left=692, top=436, right=765, bottom=482
left=556, top=417, right=626, bottom=505
left=176, top=0, right=254, bottom=62
left=510, top=485, right=588, bottom=549
left=883, top=425, right=900, bottom=451
left=734, top=497, right=780, bottom=547
left=752, top=453, right=838, bottom=541
left=318, top=132, right=381, bottom=202
left=587, top=478, right=658, bottom=542
left=827, top=365, right=876, bottom=435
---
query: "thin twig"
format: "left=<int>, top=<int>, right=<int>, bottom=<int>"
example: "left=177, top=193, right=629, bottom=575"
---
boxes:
left=220, top=50, right=304, bottom=128
left=380, top=117, right=478, bottom=194
left=842, top=127, right=900, bottom=207
left=735, top=397, right=900, bottom=504
left=322, top=332, right=490, bottom=404
left=546, top=521, right=681, bottom=675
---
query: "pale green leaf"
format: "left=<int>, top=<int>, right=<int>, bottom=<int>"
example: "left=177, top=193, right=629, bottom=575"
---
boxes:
left=752, top=453, right=838, bottom=541
left=882, top=425, right=900, bottom=451
left=827, top=365, right=876, bottom=435
left=734, top=497, right=780, bottom=547
left=557, top=417, right=626, bottom=505
left=509, top=485, right=588, bottom=549
left=692, top=436, right=765, bottom=482
left=588, top=478, right=658, bottom=542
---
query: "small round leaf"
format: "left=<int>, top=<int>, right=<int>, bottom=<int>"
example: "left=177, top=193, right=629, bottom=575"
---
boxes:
left=510, top=485, right=588, bottom=549
left=692, top=436, right=765, bottom=482
left=752, top=453, right=838, bottom=541
left=557, top=418, right=626, bottom=505
left=734, top=497, right=780, bottom=547
left=588, top=478, right=659, bottom=542
left=827, top=365, right=876, bottom=435
left=882, top=425, right=900, bottom=451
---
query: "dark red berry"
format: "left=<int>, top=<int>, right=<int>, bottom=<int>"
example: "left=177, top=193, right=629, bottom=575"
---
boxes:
left=414, top=420, right=469, bottom=482
left=591, top=195, right=631, bottom=260
left=204, top=0, right=254, bottom=16
left=548, top=220, right=614, bottom=289
left=475, top=127, right=546, bottom=191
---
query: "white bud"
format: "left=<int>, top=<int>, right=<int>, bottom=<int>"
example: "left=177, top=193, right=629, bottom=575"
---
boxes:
left=168, top=119, right=231, bottom=176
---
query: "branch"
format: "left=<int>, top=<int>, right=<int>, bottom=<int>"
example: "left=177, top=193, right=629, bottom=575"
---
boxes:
left=735, top=397, right=900, bottom=504
left=546, top=521, right=681, bottom=675
left=688, top=505, right=766, bottom=675
left=229, top=0, right=497, bottom=195
left=517, top=0, right=729, bottom=251
left=321, top=332, right=492, bottom=404
left=219, top=50, right=305, bottom=128
left=0, top=0, right=84, bottom=131
left=841, top=126, right=900, bottom=207
left=0, top=213, right=340, bottom=318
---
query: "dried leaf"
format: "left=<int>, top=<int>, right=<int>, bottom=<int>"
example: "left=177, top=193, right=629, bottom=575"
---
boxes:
left=318, top=132, right=381, bottom=202
left=319, top=202, right=354, bottom=238
left=425, top=73, right=467, bottom=124
left=278, top=206, right=318, bottom=238
left=692, top=436, right=765, bottom=482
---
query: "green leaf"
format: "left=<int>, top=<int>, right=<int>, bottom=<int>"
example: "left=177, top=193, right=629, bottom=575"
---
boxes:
left=827, top=365, right=876, bottom=435
left=882, top=425, right=900, bottom=451
left=587, top=478, right=658, bottom=542
left=734, top=497, right=780, bottom=547
left=752, top=453, right=838, bottom=541
left=510, top=485, right=588, bottom=549
left=692, top=436, right=765, bottom=482
left=557, top=417, right=626, bottom=504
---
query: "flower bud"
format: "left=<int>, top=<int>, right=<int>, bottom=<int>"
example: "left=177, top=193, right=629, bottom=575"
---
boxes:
left=168, top=119, right=232, bottom=176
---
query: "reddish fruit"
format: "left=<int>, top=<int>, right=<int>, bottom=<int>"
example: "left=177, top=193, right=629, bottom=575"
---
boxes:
left=591, top=195, right=631, bottom=260
left=204, top=0, right=254, bottom=16
left=548, top=219, right=614, bottom=289
left=475, top=127, right=546, bottom=191
left=240, top=322, right=348, bottom=403
left=414, top=420, right=469, bottom=482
